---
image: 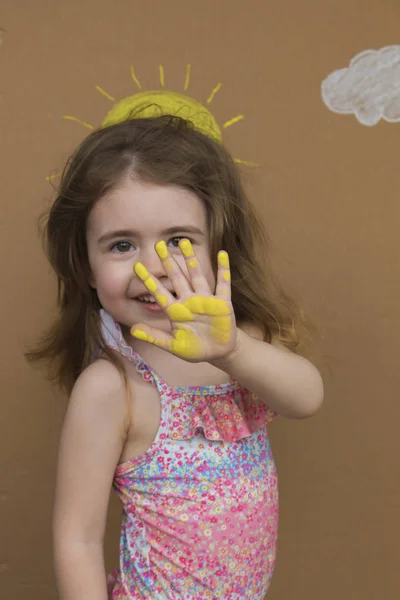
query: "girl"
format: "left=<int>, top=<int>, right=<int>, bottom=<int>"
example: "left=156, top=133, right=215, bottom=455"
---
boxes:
left=28, top=115, right=323, bottom=600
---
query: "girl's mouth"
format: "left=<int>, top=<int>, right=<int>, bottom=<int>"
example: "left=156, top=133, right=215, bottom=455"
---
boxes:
left=134, top=292, right=176, bottom=313
left=136, top=294, right=157, bottom=304
left=134, top=298, right=164, bottom=313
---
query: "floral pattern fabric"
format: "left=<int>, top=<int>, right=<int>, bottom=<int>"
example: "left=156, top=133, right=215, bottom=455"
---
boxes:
left=101, top=310, right=279, bottom=599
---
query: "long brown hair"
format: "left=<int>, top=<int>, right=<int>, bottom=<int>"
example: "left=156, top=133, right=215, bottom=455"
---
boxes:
left=26, top=115, right=314, bottom=394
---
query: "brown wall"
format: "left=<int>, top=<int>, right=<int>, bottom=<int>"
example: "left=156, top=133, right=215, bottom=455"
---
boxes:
left=1, top=1, right=399, bottom=598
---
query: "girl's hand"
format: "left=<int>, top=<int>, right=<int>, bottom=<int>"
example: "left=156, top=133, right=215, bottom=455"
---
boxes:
left=130, top=239, right=238, bottom=363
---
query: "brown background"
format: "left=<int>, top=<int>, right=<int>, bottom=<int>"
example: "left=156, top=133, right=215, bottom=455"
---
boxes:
left=1, top=1, right=399, bottom=598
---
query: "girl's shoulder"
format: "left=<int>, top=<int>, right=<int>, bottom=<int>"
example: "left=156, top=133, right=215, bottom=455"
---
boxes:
left=73, top=357, right=127, bottom=397
left=68, top=358, right=131, bottom=438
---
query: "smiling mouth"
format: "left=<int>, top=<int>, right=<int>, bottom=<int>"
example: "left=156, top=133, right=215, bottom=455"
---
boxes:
left=134, top=292, right=177, bottom=303
left=136, top=296, right=157, bottom=304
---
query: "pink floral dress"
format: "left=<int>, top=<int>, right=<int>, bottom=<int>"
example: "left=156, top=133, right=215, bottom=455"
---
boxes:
left=100, top=310, right=279, bottom=599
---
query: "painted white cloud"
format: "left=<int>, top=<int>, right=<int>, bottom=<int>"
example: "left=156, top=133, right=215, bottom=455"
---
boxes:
left=321, top=45, right=400, bottom=126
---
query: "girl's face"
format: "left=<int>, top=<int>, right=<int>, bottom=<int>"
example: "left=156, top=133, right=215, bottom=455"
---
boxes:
left=86, top=176, right=216, bottom=335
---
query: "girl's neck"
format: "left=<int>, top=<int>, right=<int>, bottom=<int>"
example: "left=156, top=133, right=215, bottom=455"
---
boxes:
left=120, top=324, right=231, bottom=388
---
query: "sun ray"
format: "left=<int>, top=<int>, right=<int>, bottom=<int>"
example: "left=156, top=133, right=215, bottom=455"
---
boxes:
left=63, top=115, right=95, bottom=130
left=56, top=65, right=260, bottom=184
left=45, top=172, right=62, bottom=181
left=159, top=65, right=165, bottom=88
left=130, top=66, right=142, bottom=89
left=206, top=82, right=222, bottom=104
left=184, top=64, right=191, bottom=91
left=95, top=85, right=115, bottom=102
left=223, top=114, right=244, bottom=129
left=234, top=158, right=259, bottom=167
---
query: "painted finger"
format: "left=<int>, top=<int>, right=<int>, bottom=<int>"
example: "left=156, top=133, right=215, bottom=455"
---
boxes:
left=214, top=251, right=231, bottom=300
left=130, top=323, right=202, bottom=361
left=178, top=239, right=212, bottom=295
left=130, top=323, right=172, bottom=349
left=133, top=262, right=174, bottom=308
left=155, top=240, right=192, bottom=297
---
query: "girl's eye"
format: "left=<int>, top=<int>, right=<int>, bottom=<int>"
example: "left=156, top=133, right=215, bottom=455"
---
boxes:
left=111, top=241, right=134, bottom=253
left=168, top=236, right=193, bottom=248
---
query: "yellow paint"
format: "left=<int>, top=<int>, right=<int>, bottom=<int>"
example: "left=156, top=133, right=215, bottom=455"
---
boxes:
left=184, top=64, right=191, bottom=91
left=134, top=263, right=157, bottom=293
left=131, top=294, right=233, bottom=360
left=131, top=329, right=148, bottom=341
left=156, top=294, right=168, bottom=307
left=170, top=312, right=232, bottom=359
left=188, top=258, right=197, bottom=268
left=223, top=271, right=231, bottom=282
left=145, top=277, right=157, bottom=293
left=233, top=158, right=260, bottom=167
left=211, top=315, right=232, bottom=344
left=185, top=296, right=204, bottom=314
left=218, top=251, right=229, bottom=268
left=46, top=172, right=62, bottom=181
left=155, top=240, right=169, bottom=259
left=170, top=329, right=203, bottom=360
left=133, top=322, right=231, bottom=358
left=223, top=114, right=244, bottom=129
left=175, top=329, right=188, bottom=340
left=130, top=66, right=142, bottom=89
left=179, top=239, right=194, bottom=257
left=213, top=316, right=231, bottom=331
left=163, top=258, right=174, bottom=271
left=184, top=296, right=230, bottom=316
left=134, top=263, right=149, bottom=280
left=205, top=297, right=230, bottom=316
left=63, top=65, right=259, bottom=166
left=131, top=330, right=165, bottom=347
left=131, top=327, right=166, bottom=348
left=167, top=303, right=194, bottom=322
left=159, top=65, right=165, bottom=88
left=207, top=82, right=222, bottom=104
left=95, top=86, right=115, bottom=102
left=211, top=328, right=231, bottom=344
left=63, top=116, right=95, bottom=129
left=102, top=89, right=222, bottom=144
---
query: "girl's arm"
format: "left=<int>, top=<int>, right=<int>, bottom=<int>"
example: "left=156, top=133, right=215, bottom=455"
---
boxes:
left=212, top=325, right=324, bottom=419
left=53, top=359, right=129, bottom=600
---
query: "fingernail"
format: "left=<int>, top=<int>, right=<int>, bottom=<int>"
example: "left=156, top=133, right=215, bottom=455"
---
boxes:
left=156, top=294, right=168, bottom=307
left=179, top=239, right=193, bottom=257
left=155, top=241, right=169, bottom=259
left=145, top=277, right=157, bottom=293
left=218, top=251, right=229, bottom=268
left=130, top=329, right=148, bottom=341
left=134, top=263, right=149, bottom=280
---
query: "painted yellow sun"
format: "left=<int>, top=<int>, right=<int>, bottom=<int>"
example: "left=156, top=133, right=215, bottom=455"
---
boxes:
left=47, top=64, right=256, bottom=181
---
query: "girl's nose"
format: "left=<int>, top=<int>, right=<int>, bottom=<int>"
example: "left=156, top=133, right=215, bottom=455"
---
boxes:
left=136, top=246, right=167, bottom=280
